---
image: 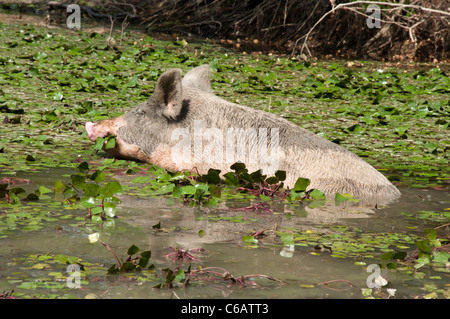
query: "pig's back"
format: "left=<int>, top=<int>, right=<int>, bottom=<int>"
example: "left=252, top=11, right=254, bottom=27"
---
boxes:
left=183, top=88, right=400, bottom=203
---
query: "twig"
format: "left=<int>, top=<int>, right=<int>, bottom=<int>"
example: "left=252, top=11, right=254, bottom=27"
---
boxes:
left=106, top=16, right=116, bottom=49
left=175, top=20, right=223, bottom=34
left=294, top=0, right=450, bottom=57
left=189, top=267, right=283, bottom=286
left=110, top=1, right=138, bottom=16
left=434, top=223, right=450, bottom=230
left=346, top=1, right=450, bottom=17
left=317, top=279, right=354, bottom=291
left=119, top=15, right=130, bottom=48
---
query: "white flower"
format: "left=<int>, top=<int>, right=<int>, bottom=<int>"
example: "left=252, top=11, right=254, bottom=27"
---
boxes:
left=387, top=288, right=396, bottom=297
left=280, top=244, right=294, bottom=258
left=88, top=232, right=100, bottom=244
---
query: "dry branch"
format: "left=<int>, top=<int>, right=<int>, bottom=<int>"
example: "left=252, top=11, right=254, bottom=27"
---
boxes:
left=294, top=0, right=450, bottom=58
left=289, top=0, right=450, bottom=60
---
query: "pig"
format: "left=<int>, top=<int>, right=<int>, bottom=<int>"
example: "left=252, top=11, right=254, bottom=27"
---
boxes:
left=85, top=64, right=401, bottom=204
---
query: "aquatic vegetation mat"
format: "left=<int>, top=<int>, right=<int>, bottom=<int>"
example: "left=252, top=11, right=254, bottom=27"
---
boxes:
left=0, top=20, right=448, bottom=299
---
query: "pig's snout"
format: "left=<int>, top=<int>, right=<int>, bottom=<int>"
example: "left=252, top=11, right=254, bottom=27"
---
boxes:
left=85, top=116, right=125, bottom=142
left=85, top=122, right=98, bottom=142
left=85, top=121, right=110, bottom=142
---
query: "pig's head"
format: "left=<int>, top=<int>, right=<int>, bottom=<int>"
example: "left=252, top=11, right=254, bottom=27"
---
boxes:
left=84, top=65, right=211, bottom=166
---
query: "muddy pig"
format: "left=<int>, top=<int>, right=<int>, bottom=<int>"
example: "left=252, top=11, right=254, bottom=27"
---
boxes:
left=85, top=65, right=401, bottom=203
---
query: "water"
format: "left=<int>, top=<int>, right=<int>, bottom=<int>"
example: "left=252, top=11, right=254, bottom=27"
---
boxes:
left=1, top=169, right=448, bottom=299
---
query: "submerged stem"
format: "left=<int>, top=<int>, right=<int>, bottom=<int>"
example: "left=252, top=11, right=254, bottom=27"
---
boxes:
left=100, top=240, right=122, bottom=267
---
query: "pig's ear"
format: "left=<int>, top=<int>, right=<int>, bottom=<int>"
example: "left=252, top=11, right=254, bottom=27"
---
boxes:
left=153, top=68, right=183, bottom=120
left=181, top=64, right=211, bottom=92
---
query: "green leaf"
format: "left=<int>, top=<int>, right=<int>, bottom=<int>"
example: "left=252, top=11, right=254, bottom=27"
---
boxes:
left=71, top=174, right=86, bottom=189
left=288, top=190, right=305, bottom=201
left=105, top=136, right=116, bottom=149
left=393, top=251, right=407, bottom=260
left=120, top=262, right=135, bottom=272
left=10, top=187, right=25, bottom=195
left=164, top=268, right=175, bottom=283
left=38, top=185, right=52, bottom=195
left=174, top=269, right=185, bottom=282
left=139, top=255, right=150, bottom=269
left=381, top=252, right=394, bottom=260
left=209, top=184, right=221, bottom=198
left=103, top=202, right=117, bottom=217
left=414, top=253, right=431, bottom=269
left=275, top=170, right=286, bottom=181
left=158, top=173, right=173, bottom=182
left=131, top=176, right=151, bottom=183
left=181, top=185, right=196, bottom=195
left=424, top=142, right=437, bottom=152
left=28, top=67, right=40, bottom=77
left=335, top=192, right=350, bottom=201
left=239, top=172, right=253, bottom=184
left=280, top=232, right=294, bottom=246
left=77, top=161, right=89, bottom=173
left=127, top=244, right=140, bottom=256
left=194, top=186, right=207, bottom=200
left=172, top=186, right=182, bottom=197
left=7, top=191, right=21, bottom=205
left=25, top=193, right=39, bottom=201
left=80, top=197, right=96, bottom=208
left=63, top=187, right=76, bottom=199
left=265, top=176, right=279, bottom=185
left=424, top=228, right=436, bottom=241
left=54, top=180, right=66, bottom=194
left=293, top=178, right=310, bottom=192
left=94, top=137, right=104, bottom=151
left=101, top=181, right=122, bottom=198
left=309, top=189, right=326, bottom=200
left=242, top=235, right=258, bottom=244
left=90, top=170, right=105, bottom=183
left=91, top=214, right=103, bottom=223
left=140, top=251, right=151, bottom=259
left=90, top=207, right=103, bottom=216
left=157, top=184, right=175, bottom=194
left=224, top=172, right=239, bottom=186
left=432, top=251, right=449, bottom=263
left=202, top=169, right=221, bottom=184
left=416, top=240, right=432, bottom=253
left=230, top=162, right=246, bottom=172
left=250, top=170, right=263, bottom=183
left=83, top=183, right=100, bottom=197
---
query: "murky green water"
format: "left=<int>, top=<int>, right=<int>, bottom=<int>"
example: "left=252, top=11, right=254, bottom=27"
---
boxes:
left=1, top=168, right=448, bottom=299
